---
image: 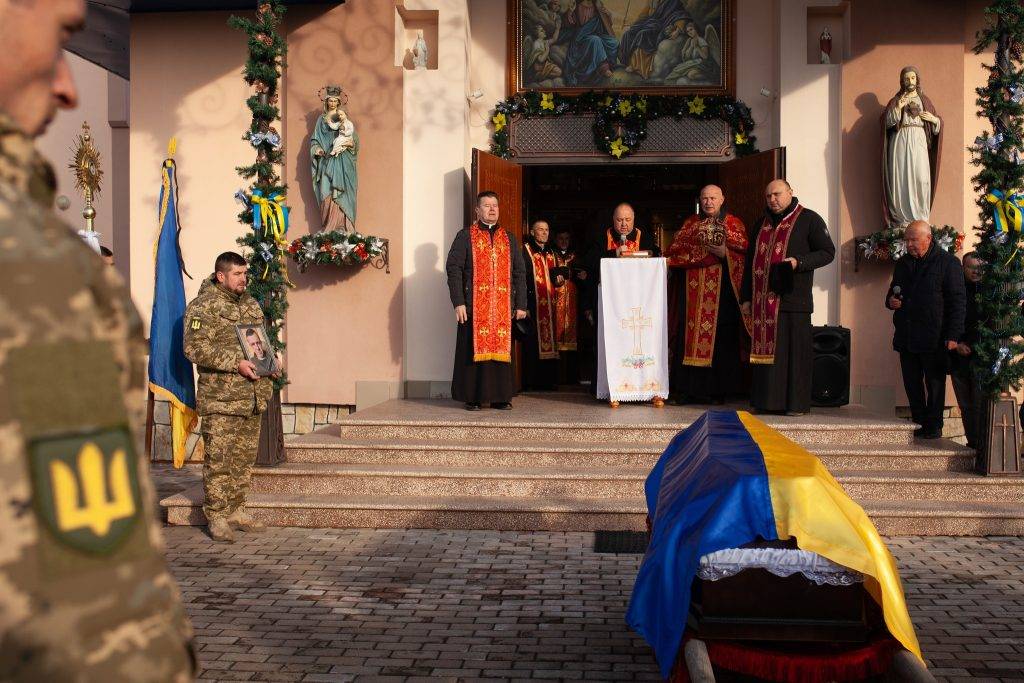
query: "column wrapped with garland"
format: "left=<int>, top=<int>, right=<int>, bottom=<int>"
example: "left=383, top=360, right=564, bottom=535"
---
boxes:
left=970, top=0, right=1024, bottom=474
left=230, top=1, right=289, bottom=466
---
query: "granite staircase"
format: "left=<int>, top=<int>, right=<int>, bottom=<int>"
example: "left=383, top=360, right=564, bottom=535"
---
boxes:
left=161, top=396, right=1024, bottom=535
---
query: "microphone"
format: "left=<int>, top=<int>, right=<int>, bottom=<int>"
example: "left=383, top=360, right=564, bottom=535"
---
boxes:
left=619, top=232, right=627, bottom=245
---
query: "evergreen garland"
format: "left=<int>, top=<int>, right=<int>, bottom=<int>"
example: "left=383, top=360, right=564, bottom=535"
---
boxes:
left=971, top=0, right=1024, bottom=397
left=229, top=1, right=290, bottom=386
left=491, top=91, right=757, bottom=160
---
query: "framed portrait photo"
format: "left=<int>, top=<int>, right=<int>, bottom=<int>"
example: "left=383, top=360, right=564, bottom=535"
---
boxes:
left=235, top=324, right=279, bottom=377
left=508, top=0, right=735, bottom=96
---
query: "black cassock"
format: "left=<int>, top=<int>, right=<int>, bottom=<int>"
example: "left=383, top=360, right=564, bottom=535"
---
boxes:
left=741, top=199, right=835, bottom=413
left=446, top=223, right=528, bottom=404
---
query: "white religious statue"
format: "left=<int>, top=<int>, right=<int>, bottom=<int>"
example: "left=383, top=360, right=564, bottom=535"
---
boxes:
left=819, top=27, right=832, bottom=64
left=311, top=85, right=358, bottom=232
left=412, top=31, right=429, bottom=70
left=881, top=66, right=941, bottom=229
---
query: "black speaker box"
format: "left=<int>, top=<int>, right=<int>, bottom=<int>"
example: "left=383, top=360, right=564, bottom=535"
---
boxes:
left=811, top=326, right=850, bottom=407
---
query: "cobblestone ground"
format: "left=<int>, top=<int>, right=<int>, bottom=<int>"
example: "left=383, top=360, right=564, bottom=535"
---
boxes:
left=161, top=524, right=1024, bottom=683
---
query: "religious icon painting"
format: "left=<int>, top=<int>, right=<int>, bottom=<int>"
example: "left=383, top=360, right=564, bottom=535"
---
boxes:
left=509, top=0, right=735, bottom=95
left=235, top=323, right=279, bottom=377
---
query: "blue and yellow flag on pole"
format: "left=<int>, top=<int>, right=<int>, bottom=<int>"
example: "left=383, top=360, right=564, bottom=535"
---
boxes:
left=148, top=140, right=197, bottom=468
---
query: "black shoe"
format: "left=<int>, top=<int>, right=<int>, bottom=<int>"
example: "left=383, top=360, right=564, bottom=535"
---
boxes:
left=916, top=430, right=941, bottom=440
left=913, top=427, right=926, bottom=437
left=491, top=402, right=512, bottom=410
left=464, top=402, right=481, bottom=411
left=785, top=410, right=807, bottom=417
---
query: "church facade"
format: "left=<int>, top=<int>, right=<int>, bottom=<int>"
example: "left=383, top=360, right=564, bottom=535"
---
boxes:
left=41, top=0, right=993, bottom=447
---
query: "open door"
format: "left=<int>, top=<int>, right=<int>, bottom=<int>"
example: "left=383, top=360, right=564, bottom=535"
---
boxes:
left=471, top=149, right=525, bottom=389
left=716, top=147, right=786, bottom=233
left=472, top=149, right=524, bottom=238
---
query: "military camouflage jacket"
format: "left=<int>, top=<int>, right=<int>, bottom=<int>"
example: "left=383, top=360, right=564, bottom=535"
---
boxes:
left=184, top=276, right=272, bottom=416
left=0, top=116, right=195, bottom=680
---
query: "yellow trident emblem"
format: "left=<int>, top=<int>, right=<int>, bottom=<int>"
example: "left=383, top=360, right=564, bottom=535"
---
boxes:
left=51, top=442, right=136, bottom=536
left=30, top=427, right=141, bottom=554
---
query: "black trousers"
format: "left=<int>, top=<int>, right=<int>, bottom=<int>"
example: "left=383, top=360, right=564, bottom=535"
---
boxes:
left=899, top=351, right=948, bottom=432
left=750, top=311, right=813, bottom=413
left=950, top=360, right=983, bottom=448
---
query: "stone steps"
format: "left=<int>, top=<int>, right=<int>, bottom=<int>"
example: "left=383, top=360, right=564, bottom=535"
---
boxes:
left=286, top=438, right=976, bottom=472
left=330, top=420, right=915, bottom=446
left=160, top=487, right=1024, bottom=536
left=159, top=397, right=1024, bottom=536
left=245, top=462, right=1024, bottom=502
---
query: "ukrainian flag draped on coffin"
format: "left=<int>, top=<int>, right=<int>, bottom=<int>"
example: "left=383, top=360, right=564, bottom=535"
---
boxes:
left=626, top=410, right=921, bottom=678
left=148, top=147, right=197, bottom=468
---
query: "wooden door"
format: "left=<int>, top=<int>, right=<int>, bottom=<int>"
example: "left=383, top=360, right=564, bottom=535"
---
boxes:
left=716, top=147, right=786, bottom=234
left=472, top=149, right=524, bottom=238
left=471, top=149, right=525, bottom=389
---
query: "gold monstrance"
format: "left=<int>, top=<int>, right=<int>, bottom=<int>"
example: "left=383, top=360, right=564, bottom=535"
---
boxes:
left=69, top=121, right=103, bottom=234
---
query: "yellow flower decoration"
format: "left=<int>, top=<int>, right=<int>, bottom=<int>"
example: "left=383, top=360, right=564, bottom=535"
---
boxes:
left=609, top=137, right=629, bottom=159
left=618, top=99, right=633, bottom=116
left=734, top=132, right=747, bottom=145
left=492, top=112, right=507, bottom=132
left=603, top=95, right=613, bottom=106
left=688, top=96, right=706, bottom=115
left=540, top=93, right=555, bottom=110
left=636, top=98, right=648, bottom=113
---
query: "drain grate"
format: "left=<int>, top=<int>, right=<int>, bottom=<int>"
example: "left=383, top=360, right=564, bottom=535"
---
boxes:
left=593, top=530, right=649, bottom=554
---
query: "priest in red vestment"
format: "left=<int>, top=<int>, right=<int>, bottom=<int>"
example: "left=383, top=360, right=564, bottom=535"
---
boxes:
left=522, top=219, right=561, bottom=390
left=446, top=191, right=528, bottom=410
left=666, top=185, right=750, bottom=404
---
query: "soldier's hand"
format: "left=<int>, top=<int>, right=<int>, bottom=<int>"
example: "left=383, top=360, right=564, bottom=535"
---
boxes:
left=272, top=353, right=284, bottom=378
left=238, top=360, right=259, bottom=380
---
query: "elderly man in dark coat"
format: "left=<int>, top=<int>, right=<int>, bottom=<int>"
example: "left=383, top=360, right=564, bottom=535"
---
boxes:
left=885, top=220, right=966, bottom=439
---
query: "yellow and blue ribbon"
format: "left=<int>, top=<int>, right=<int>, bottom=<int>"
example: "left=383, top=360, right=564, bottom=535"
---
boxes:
left=986, top=189, right=1023, bottom=235
left=247, top=189, right=294, bottom=285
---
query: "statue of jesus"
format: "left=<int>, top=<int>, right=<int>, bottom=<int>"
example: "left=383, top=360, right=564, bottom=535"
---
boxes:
left=311, top=85, right=358, bottom=232
left=881, top=66, right=941, bottom=229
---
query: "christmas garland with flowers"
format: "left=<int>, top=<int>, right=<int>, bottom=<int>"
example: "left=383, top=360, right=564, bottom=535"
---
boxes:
left=287, top=230, right=389, bottom=273
left=855, top=224, right=964, bottom=263
left=490, top=91, right=758, bottom=160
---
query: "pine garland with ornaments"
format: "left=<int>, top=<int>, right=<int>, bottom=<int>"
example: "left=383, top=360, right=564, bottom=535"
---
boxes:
left=970, top=0, right=1024, bottom=397
left=229, top=0, right=291, bottom=385
left=490, top=91, right=757, bottom=160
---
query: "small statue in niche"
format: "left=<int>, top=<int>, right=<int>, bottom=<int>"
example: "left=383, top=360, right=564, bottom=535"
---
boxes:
left=413, top=30, right=429, bottom=70
left=310, top=85, right=358, bottom=232
left=819, top=27, right=832, bottom=64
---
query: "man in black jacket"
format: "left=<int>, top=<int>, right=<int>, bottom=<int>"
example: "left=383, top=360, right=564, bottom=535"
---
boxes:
left=950, top=252, right=982, bottom=449
left=740, top=180, right=836, bottom=415
left=885, top=221, right=966, bottom=439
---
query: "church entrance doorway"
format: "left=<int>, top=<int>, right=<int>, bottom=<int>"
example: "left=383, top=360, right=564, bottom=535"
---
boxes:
left=471, top=148, right=786, bottom=392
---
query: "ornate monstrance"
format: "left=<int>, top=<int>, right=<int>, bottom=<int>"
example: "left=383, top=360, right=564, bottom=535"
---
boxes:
left=69, top=121, right=103, bottom=234
left=696, top=216, right=725, bottom=247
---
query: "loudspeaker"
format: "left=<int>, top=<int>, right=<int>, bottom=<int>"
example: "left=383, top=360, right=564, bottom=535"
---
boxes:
left=811, top=326, right=850, bottom=407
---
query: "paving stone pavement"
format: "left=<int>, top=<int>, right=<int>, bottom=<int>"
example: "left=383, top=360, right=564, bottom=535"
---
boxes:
left=160, top=523, right=1024, bottom=683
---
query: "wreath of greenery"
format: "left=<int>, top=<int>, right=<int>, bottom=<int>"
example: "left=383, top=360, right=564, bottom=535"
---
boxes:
left=490, top=91, right=758, bottom=160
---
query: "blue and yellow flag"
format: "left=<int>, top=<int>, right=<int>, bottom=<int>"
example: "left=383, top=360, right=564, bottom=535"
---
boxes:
left=148, top=146, right=197, bottom=468
left=627, top=411, right=922, bottom=677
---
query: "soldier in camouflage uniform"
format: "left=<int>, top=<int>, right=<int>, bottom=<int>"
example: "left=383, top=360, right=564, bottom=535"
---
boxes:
left=184, top=252, right=274, bottom=543
left=0, top=1, right=195, bottom=679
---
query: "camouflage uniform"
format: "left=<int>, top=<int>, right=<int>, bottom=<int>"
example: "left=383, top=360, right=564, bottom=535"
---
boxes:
left=0, top=116, right=195, bottom=680
left=183, top=277, right=272, bottom=523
